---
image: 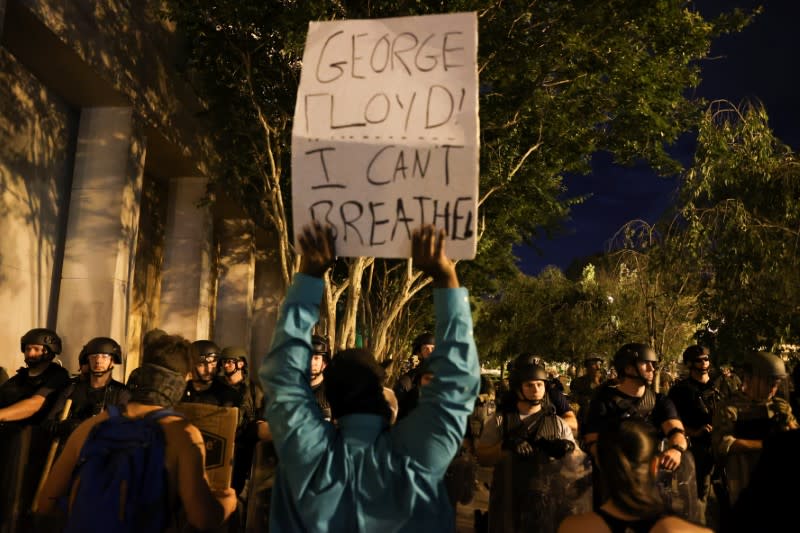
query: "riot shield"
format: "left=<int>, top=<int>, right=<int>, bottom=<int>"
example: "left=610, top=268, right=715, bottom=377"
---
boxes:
left=244, top=440, right=278, bottom=533
left=489, top=448, right=593, bottom=533
left=656, top=448, right=700, bottom=523
left=0, top=424, right=50, bottom=533
left=723, top=448, right=761, bottom=508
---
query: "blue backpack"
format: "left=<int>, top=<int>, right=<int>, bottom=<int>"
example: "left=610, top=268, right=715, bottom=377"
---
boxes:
left=63, top=404, right=184, bottom=533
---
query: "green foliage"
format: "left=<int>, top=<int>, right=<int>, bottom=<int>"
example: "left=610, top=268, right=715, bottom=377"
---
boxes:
left=162, top=1, right=752, bottom=357
left=475, top=264, right=620, bottom=366
left=605, top=222, right=700, bottom=363
left=676, top=102, right=800, bottom=360
left=164, top=0, right=747, bottom=275
left=477, top=221, right=703, bottom=368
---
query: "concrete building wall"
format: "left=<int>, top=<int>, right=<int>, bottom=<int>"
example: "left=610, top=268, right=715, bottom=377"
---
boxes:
left=0, top=1, right=283, bottom=378
left=9, top=0, right=213, bottom=170
left=126, top=173, right=168, bottom=378
left=55, top=107, right=145, bottom=377
left=158, top=177, right=215, bottom=342
left=0, top=47, right=76, bottom=373
left=214, top=219, right=256, bottom=351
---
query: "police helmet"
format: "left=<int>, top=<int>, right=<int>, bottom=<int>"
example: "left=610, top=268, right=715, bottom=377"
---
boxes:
left=79, top=337, right=122, bottom=365
left=412, top=332, right=435, bottom=354
left=312, top=334, right=332, bottom=363
left=743, top=351, right=787, bottom=380
left=193, top=340, right=221, bottom=357
left=20, top=328, right=62, bottom=355
left=221, top=346, right=248, bottom=364
left=510, top=363, right=548, bottom=392
left=613, top=343, right=658, bottom=375
left=514, top=352, right=542, bottom=369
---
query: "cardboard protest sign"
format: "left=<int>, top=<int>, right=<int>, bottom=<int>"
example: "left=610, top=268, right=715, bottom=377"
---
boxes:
left=175, top=403, right=238, bottom=491
left=292, top=12, right=479, bottom=259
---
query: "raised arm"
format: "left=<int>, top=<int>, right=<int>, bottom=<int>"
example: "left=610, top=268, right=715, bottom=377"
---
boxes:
left=392, top=226, right=480, bottom=474
left=259, top=223, right=336, bottom=478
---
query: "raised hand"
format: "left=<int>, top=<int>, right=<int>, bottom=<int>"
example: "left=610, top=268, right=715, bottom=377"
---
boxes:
left=411, top=225, right=458, bottom=288
left=298, top=222, right=336, bottom=278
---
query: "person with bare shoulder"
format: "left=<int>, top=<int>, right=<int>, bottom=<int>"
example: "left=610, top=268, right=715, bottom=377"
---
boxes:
left=558, top=419, right=710, bottom=533
left=35, top=334, right=237, bottom=531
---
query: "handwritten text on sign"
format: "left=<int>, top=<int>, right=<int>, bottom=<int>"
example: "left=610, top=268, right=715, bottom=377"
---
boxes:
left=291, top=12, right=479, bottom=259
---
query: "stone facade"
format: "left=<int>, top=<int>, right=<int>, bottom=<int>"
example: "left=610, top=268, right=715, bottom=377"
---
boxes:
left=0, top=0, right=281, bottom=380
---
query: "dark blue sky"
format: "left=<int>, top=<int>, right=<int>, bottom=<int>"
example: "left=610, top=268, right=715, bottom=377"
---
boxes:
left=515, top=0, right=800, bottom=275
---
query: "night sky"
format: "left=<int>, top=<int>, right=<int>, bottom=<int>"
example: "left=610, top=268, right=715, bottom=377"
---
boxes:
left=515, top=0, right=800, bottom=275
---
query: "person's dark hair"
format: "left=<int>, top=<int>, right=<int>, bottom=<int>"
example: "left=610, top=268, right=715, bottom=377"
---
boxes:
left=324, top=348, right=391, bottom=420
left=142, top=334, right=195, bottom=376
left=142, top=328, right=168, bottom=349
left=596, top=419, right=665, bottom=519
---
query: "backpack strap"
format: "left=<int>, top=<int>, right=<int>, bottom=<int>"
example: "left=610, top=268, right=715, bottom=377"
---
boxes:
left=145, top=408, right=185, bottom=422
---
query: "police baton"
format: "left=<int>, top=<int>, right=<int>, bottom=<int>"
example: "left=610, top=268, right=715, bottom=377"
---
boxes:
left=31, top=398, right=72, bottom=513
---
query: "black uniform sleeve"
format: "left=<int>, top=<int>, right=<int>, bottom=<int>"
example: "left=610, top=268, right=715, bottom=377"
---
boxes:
left=34, top=365, right=70, bottom=399
left=652, top=393, right=680, bottom=427
left=583, top=393, right=612, bottom=435
left=548, top=388, right=573, bottom=416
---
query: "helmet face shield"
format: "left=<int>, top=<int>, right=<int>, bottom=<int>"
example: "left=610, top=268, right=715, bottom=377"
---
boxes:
left=80, top=337, right=123, bottom=365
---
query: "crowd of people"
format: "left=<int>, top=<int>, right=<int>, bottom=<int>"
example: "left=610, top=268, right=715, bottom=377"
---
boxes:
left=0, top=222, right=797, bottom=533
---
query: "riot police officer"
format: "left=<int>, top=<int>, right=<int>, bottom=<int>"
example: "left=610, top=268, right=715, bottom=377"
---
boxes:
left=0, top=328, right=70, bottom=425
left=476, top=362, right=590, bottom=532
left=569, top=354, right=605, bottom=428
left=47, top=337, right=130, bottom=440
left=182, top=339, right=226, bottom=404
left=502, top=353, right=579, bottom=437
left=393, top=332, right=435, bottom=413
left=219, top=346, right=267, bottom=495
left=310, top=334, right=332, bottom=420
left=583, top=343, right=697, bottom=520
left=0, top=329, right=70, bottom=528
left=668, top=345, right=719, bottom=521
left=712, top=351, right=798, bottom=516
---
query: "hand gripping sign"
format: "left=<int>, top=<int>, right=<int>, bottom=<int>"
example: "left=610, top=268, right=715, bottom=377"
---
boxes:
left=291, top=12, right=479, bottom=259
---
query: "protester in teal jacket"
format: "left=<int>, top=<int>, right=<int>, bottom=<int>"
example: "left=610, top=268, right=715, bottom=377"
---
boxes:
left=259, top=223, right=480, bottom=533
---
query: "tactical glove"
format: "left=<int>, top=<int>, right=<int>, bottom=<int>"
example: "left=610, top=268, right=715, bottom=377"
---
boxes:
left=534, top=438, right=575, bottom=459
left=514, top=439, right=535, bottom=457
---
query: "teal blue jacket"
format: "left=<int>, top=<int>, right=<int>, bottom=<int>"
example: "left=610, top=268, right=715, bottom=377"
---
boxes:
left=259, top=273, right=480, bottom=532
